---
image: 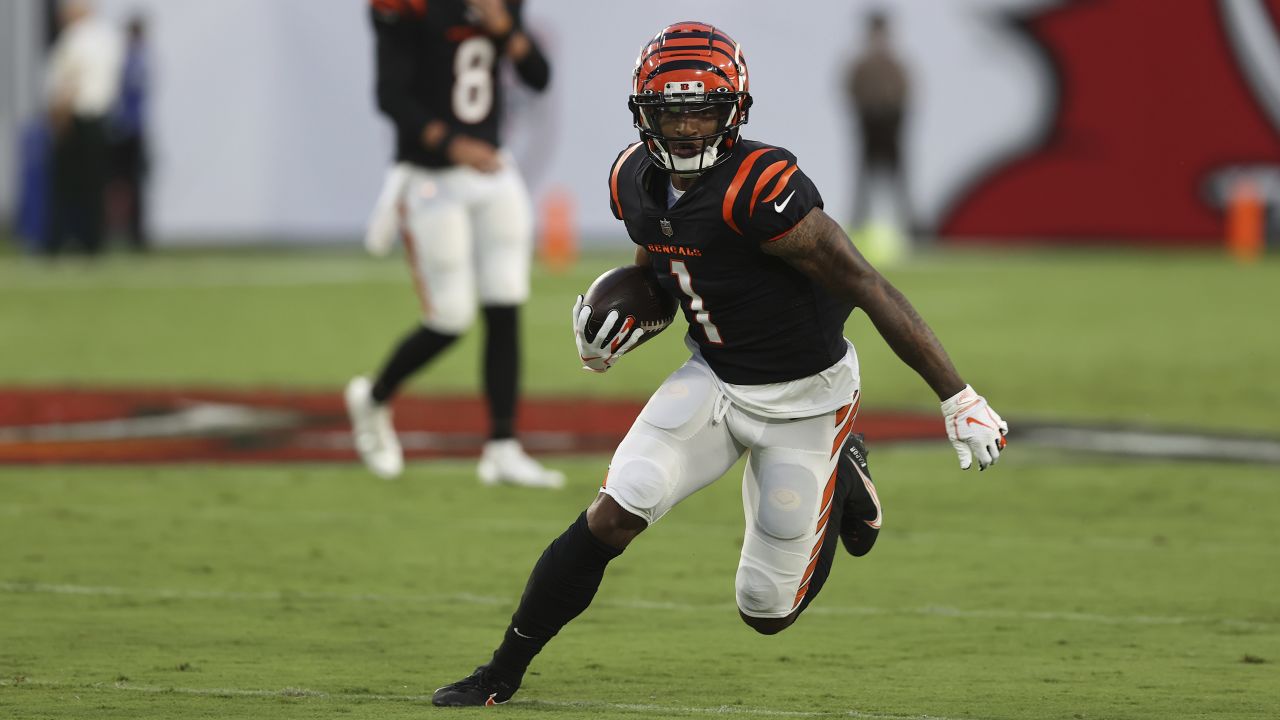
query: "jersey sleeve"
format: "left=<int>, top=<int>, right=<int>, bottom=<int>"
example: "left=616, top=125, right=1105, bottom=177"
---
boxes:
left=724, top=147, right=824, bottom=244
left=607, top=143, right=644, bottom=221
left=369, top=0, right=436, bottom=142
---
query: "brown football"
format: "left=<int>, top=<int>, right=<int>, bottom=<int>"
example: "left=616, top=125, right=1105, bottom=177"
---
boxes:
left=582, top=265, right=679, bottom=347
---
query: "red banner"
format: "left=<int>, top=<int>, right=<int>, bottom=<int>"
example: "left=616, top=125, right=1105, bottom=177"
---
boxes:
left=942, top=0, right=1280, bottom=243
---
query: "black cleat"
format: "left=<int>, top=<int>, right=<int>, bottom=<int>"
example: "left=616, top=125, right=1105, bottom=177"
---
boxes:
left=838, top=433, right=882, bottom=557
left=431, top=665, right=520, bottom=707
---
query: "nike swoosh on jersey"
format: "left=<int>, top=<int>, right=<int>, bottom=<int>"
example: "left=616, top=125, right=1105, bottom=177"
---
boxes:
left=774, top=190, right=796, bottom=213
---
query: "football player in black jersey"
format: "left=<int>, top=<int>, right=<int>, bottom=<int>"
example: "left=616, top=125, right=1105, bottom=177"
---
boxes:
left=432, top=21, right=1009, bottom=706
left=345, top=0, right=564, bottom=488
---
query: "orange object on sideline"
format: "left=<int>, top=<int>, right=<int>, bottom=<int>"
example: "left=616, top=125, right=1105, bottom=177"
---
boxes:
left=539, top=186, right=577, bottom=273
left=1226, top=178, right=1264, bottom=263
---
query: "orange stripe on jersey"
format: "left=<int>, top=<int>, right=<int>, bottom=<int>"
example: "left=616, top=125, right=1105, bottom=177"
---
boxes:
left=748, top=160, right=788, bottom=218
left=764, top=223, right=801, bottom=243
left=610, top=143, right=643, bottom=221
left=760, top=165, right=799, bottom=204
left=722, top=148, right=773, bottom=234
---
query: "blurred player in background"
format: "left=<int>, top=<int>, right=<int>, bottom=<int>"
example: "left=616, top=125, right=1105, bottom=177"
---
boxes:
left=108, top=13, right=151, bottom=251
left=44, top=0, right=123, bottom=256
left=846, top=10, right=913, bottom=256
left=432, top=21, right=1009, bottom=706
left=346, top=0, right=563, bottom=488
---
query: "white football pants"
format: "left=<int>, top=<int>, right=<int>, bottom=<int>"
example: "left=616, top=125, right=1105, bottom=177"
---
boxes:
left=368, top=157, right=533, bottom=334
left=601, top=356, right=860, bottom=618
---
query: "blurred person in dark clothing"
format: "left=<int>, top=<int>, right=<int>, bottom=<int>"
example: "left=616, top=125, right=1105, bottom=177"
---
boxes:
left=108, top=14, right=150, bottom=251
left=346, top=0, right=563, bottom=487
left=44, top=0, right=123, bottom=256
left=846, top=11, right=912, bottom=236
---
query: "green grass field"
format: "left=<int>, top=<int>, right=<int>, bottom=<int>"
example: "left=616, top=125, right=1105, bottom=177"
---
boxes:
left=2, top=247, right=1279, bottom=719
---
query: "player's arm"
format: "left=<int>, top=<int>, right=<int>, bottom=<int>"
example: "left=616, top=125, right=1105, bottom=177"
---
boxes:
left=468, top=0, right=549, bottom=91
left=370, top=3, right=449, bottom=154
left=763, top=207, right=1008, bottom=469
left=764, top=207, right=962, bottom=399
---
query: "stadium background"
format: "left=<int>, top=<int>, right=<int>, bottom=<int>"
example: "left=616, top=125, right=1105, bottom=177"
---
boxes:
left=1, top=1, right=1279, bottom=719
left=6, top=0, right=1278, bottom=244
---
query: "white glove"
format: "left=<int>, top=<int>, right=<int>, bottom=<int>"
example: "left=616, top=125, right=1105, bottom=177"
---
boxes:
left=364, top=164, right=411, bottom=257
left=941, top=385, right=1009, bottom=470
left=572, top=295, right=645, bottom=373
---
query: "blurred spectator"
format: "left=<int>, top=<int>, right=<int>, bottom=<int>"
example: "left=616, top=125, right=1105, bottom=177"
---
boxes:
left=15, top=119, right=52, bottom=253
left=846, top=11, right=912, bottom=242
left=43, top=0, right=123, bottom=256
left=108, top=13, right=151, bottom=251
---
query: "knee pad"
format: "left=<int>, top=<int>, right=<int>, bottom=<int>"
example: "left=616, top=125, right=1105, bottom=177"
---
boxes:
left=754, top=462, right=819, bottom=542
left=603, top=454, right=672, bottom=523
left=736, top=563, right=790, bottom=618
left=423, top=300, right=475, bottom=335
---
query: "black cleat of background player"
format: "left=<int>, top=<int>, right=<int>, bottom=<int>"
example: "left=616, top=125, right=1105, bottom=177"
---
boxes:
left=839, top=433, right=882, bottom=557
left=432, top=665, right=519, bottom=707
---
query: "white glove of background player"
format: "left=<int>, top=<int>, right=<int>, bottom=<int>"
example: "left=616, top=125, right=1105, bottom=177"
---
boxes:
left=572, top=295, right=645, bottom=373
left=941, top=385, right=1009, bottom=470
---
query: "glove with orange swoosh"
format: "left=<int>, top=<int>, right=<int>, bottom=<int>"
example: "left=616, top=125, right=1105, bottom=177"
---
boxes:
left=941, top=385, right=1009, bottom=470
left=572, top=295, right=645, bottom=373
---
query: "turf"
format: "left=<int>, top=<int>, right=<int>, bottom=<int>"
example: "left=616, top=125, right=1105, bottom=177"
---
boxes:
left=1, top=451, right=1277, bottom=719
left=2, top=247, right=1279, bottom=718
left=0, top=248, right=1277, bottom=430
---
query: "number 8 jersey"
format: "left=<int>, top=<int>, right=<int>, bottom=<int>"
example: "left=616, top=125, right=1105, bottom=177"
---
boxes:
left=609, top=139, right=856, bottom=386
left=370, top=0, right=521, bottom=168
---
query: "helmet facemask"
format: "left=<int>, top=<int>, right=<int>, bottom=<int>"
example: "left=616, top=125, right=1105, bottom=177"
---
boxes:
left=631, top=87, right=745, bottom=175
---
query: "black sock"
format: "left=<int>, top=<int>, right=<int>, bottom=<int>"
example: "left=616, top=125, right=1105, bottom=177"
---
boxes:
left=488, top=512, right=623, bottom=683
left=482, top=305, right=518, bottom=440
left=370, top=324, right=458, bottom=404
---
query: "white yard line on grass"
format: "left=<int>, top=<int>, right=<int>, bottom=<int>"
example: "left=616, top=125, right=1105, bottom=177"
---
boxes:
left=0, top=678, right=982, bottom=720
left=0, top=581, right=1269, bottom=630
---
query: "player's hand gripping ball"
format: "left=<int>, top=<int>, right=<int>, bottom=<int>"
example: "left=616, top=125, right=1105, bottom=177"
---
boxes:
left=572, top=266, right=678, bottom=373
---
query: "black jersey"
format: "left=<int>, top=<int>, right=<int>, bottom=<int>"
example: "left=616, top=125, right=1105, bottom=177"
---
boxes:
left=608, top=140, right=854, bottom=385
left=370, top=0, right=531, bottom=168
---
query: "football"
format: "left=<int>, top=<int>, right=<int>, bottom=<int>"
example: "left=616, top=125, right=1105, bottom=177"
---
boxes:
left=581, top=265, right=679, bottom=347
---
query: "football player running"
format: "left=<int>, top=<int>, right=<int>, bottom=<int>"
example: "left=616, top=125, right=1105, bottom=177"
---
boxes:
left=346, top=0, right=564, bottom=488
left=432, top=21, right=1008, bottom=706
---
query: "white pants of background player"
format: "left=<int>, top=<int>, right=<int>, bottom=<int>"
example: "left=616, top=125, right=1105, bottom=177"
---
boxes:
left=602, top=342, right=862, bottom=619
left=366, top=157, right=533, bottom=332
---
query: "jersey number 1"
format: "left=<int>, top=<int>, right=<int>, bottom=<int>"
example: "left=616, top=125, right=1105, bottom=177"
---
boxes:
left=453, top=36, right=494, bottom=124
left=670, top=260, right=724, bottom=344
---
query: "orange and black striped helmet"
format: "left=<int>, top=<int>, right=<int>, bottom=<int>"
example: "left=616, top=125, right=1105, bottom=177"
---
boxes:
left=629, top=22, right=753, bottom=175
